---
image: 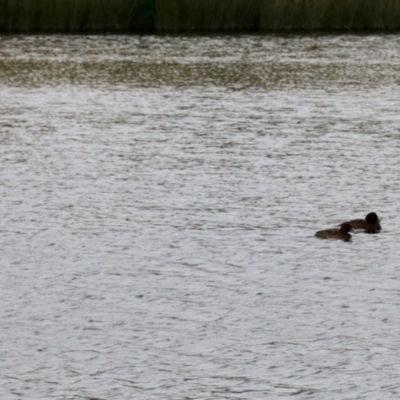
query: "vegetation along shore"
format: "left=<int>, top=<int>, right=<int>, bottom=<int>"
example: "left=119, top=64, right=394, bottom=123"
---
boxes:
left=1, top=0, right=400, bottom=33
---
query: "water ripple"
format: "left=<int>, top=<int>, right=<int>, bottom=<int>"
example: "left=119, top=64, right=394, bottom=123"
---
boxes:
left=1, top=34, right=400, bottom=399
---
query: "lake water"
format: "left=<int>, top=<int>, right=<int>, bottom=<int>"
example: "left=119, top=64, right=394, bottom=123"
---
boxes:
left=1, top=34, right=400, bottom=399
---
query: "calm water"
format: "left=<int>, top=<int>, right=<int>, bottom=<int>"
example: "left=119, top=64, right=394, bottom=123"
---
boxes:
left=1, top=34, right=400, bottom=399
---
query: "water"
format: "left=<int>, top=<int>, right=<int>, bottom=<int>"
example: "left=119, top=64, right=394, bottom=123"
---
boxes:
left=1, top=34, right=400, bottom=399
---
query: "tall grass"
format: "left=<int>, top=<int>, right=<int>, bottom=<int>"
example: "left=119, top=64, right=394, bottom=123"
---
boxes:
left=0, top=0, right=155, bottom=32
left=155, top=0, right=262, bottom=32
left=1, top=0, right=400, bottom=32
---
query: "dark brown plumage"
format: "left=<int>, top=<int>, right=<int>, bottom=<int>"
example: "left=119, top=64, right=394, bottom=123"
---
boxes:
left=315, top=223, right=352, bottom=240
left=341, top=212, right=381, bottom=234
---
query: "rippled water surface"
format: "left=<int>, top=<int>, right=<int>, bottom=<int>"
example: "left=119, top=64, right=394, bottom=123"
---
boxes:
left=1, top=34, right=400, bottom=399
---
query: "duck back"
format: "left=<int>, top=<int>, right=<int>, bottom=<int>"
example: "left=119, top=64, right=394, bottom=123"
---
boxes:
left=342, top=212, right=381, bottom=233
left=315, top=223, right=352, bottom=240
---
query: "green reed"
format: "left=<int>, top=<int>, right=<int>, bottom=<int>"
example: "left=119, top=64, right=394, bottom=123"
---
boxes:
left=1, top=0, right=400, bottom=32
left=0, top=0, right=155, bottom=32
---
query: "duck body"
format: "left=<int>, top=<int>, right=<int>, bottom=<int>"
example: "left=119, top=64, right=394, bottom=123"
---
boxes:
left=315, top=223, right=352, bottom=240
left=342, top=212, right=381, bottom=233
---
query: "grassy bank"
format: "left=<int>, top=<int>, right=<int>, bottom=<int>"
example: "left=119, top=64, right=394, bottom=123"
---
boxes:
left=0, top=0, right=156, bottom=32
left=1, top=0, right=400, bottom=32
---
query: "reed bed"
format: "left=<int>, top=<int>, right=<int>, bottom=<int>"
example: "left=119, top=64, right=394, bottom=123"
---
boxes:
left=1, top=0, right=400, bottom=32
left=0, top=0, right=156, bottom=32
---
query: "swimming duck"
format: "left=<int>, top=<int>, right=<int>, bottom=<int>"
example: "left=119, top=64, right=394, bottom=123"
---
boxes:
left=315, top=223, right=352, bottom=240
left=341, top=212, right=381, bottom=234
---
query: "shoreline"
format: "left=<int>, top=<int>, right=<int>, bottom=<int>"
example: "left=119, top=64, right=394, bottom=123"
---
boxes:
left=1, top=0, right=400, bottom=33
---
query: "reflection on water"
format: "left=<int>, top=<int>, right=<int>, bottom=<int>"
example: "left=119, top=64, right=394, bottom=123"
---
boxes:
left=1, top=34, right=400, bottom=88
left=1, top=34, right=400, bottom=399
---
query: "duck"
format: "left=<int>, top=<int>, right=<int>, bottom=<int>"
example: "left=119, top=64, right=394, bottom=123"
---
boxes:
left=341, top=212, right=381, bottom=234
left=315, top=223, right=352, bottom=240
